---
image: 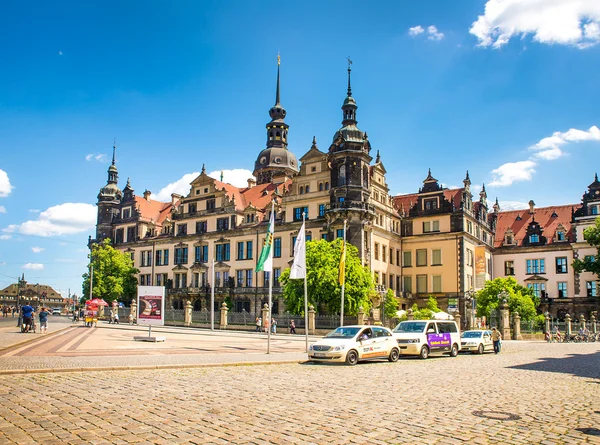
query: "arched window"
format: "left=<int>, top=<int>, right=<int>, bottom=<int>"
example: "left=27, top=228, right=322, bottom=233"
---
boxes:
left=276, top=131, right=281, bottom=140
left=305, top=185, right=310, bottom=193
left=339, top=165, right=346, bottom=186
left=325, top=182, right=329, bottom=191
left=319, top=183, right=324, bottom=192
left=299, top=186, right=304, bottom=195
left=269, top=131, right=274, bottom=140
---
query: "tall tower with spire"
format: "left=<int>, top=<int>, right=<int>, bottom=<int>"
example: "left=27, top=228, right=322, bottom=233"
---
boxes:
left=95, top=142, right=122, bottom=242
left=327, top=60, right=374, bottom=257
left=253, top=56, right=299, bottom=185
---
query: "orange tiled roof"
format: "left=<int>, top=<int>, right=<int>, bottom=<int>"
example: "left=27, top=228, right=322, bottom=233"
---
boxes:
left=393, top=188, right=464, bottom=214
left=494, top=204, right=579, bottom=248
left=134, top=196, right=173, bottom=226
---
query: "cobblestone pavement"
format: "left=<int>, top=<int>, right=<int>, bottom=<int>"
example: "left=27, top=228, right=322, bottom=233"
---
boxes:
left=1, top=341, right=599, bottom=444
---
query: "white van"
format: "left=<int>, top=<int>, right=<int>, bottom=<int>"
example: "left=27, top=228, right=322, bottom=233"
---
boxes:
left=392, top=320, right=461, bottom=359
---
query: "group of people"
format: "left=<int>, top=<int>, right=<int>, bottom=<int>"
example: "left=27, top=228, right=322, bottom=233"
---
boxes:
left=19, top=304, right=49, bottom=334
left=254, top=317, right=297, bottom=334
left=2, top=306, right=17, bottom=317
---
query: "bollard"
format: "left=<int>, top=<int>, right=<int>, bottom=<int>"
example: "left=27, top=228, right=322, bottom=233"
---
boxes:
left=591, top=313, right=597, bottom=334
left=219, top=302, right=228, bottom=330
left=308, top=305, right=316, bottom=335
left=565, top=313, right=572, bottom=338
left=545, top=314, right=550, bottom=337
left=512, top=311, right=522, bottom=340
left=184, top=300, right=192, bottom=326
left=261, top=304, right=269, bottom=333
left=579, top=314, right=586, bottom=332
left=500, top=302, right=510, bottom=341
left=130, top=299, right=138, bottom=324
left=357, top=306, right=365, bottom=325
left=454, top=312, right=461, bottom=334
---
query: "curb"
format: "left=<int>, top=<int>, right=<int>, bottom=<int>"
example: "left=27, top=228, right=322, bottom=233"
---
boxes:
left=0, top=359, right=308, bottom=376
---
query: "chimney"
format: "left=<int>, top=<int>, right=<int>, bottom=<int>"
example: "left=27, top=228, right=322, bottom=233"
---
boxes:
left=171, top=193, right=182, bottom=206
left=247, top=178, right=256, bottom=189
left=143, top=190, right=152, bottom=201
left=528, top=200, right=535, bottom=214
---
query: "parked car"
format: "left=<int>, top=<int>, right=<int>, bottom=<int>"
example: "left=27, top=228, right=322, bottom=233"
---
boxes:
left=460, top=330, right=493, bottom=354
left=308, top=325, right=400, bottom=365
left=52, top=308, right=61, bottom=316
left=392, top=320, right=461, bottom=359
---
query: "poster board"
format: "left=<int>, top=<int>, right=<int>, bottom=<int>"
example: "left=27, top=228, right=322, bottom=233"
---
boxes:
left=475, top=246, right=487, bottom=290
left=137, top=286, right=165, bottom=326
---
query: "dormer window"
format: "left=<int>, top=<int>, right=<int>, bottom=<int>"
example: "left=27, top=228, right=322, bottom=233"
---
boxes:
left=592, top=205, right=599, bottom=215
left=504, top=234, right=513, bottom=245
left=529, top=234, right=539, bottom=243
left=557, top=231, right=565, bottom=241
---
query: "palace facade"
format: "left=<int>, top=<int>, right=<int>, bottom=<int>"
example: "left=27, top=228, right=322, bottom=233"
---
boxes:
left=90, top=62, right=599, bottom=322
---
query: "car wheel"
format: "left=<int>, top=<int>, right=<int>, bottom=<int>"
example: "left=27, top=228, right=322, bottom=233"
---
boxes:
left=477, top=343, right=485, bottom=355
left=419, top=345, right=429, bottom=359
left=450, top=343, right=459, bottom=357
left=388, top=348, right=400, bottom=362
left=345, top=349, right=359, bottom=365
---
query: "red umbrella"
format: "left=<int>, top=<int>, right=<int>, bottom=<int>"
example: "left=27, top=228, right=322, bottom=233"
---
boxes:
left=85, top=298, right=109, bottom=306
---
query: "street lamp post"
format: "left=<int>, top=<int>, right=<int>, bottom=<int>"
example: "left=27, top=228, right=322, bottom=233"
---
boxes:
left=16, top=275, right=25, bottom=328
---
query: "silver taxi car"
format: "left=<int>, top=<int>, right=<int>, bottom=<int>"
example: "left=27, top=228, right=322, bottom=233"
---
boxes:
left=460, top=330, right=493, bottom=354
left=308, top=325, right=400, bottom=365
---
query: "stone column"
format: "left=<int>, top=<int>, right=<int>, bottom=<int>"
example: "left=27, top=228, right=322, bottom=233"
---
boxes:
left=545, top=313, right=550, bottom=336
left=454, top=312, right=461, bottom=333
left=565, top=313, right=572, bottom=337
left=184, top=300, right=192, bottom=326
left=512, top=311, right=522, bottom=340
left=219, top=302, right=228, bottom=330
left=130, top=299, right=138, bottom=324
left=407, top=309, right=414, bottom=321
left=308, top=305, right=316, bottom=335
left=579, top=314, right=586, bottom=331
left=591, top=313, right=597, bottom=334
left=357, top=306, right=365, bottom=325
left=500, top=302, right=510, bottom=341
left=261, top=303, right=269, bottom=332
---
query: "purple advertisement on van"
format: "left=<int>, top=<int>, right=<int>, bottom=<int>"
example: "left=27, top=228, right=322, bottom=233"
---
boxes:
left=427, top=333, right=451, bottom=348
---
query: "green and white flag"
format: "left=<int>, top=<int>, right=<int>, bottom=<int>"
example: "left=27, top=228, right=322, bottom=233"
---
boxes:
left=256, top=207, right=274, bottom=273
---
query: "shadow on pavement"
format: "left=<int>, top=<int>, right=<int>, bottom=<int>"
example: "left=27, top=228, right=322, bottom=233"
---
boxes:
left=508, top=350, right=600, bottom=380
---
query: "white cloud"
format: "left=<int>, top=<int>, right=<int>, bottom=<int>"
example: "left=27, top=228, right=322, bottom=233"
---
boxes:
left=489, top=160, right=536, bottom=187
left=85, top=153, right=107, bottom=162
left=499, top=201, right=530, bottom=211
left=470, top=0, right=600, bottom=49
left=0, top=169, right=12, bottom=197
left=4, top=202, right=96, bottom=237
left=31, top=246, right=44, bottom=253
left=427, top=25, right=445, bottom=41
left=409, top=25, right=424, bottom=36
left=208, top=169, right=254, bottom=188
left=0, top=234, right=11, bottom=240
left=58, top=51, right=63, bottom=56
left=155, top=169, right=254, bottom=202
left=530, top=125, right=600, bottom=160
left=0, top=206, right=5, bottom=214
left=22, top=263, right=44, bottom=270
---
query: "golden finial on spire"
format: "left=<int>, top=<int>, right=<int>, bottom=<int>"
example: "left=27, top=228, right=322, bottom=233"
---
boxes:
left=277, top=53, right=281, bottom=66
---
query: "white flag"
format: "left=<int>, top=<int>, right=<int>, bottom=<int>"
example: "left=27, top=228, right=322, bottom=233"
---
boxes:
left=289, top=221, right=306, bottom=279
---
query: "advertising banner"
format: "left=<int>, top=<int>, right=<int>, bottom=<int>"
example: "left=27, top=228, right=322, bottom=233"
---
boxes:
left=427, top=333, right=451, bottom=349
left=137, top=286, right=165, bottom=326
left=475, top=246, right=487, bottom=290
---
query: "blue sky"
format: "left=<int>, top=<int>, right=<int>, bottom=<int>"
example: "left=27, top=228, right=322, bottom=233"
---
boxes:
left=0, top=0, right=599, bottom=298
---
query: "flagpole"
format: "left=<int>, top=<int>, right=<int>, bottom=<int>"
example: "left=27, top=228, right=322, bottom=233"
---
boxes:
left=340, top=219, right=346, bottom=327
left=303, top=212, right=309, bottom=353
left=211, top=258, right=215, bottom=331
left=267, top=201, right=274, bottom=354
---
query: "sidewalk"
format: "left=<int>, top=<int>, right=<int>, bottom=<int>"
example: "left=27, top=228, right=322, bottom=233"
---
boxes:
left=0, top=320, right=316, bottom=375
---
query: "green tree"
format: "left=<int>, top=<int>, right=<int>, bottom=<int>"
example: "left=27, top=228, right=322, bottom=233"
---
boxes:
left=409, top=296, right=442, bottom=320
left=383, top=288, right=399, bottom=320
left=279, top=238, right=374, bottom=315
left=475, top=277, right=538, bottom=321
left=572, top=216, right=600, bottom=279
left=81, top=239, right=139, bottom=304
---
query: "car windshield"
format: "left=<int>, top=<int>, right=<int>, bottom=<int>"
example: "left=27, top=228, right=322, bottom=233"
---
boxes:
left=461, top=331, right=482, bottom=338
left=393, top=321, right=427, bottom=333
left=325, top=327, right=361, bottom=339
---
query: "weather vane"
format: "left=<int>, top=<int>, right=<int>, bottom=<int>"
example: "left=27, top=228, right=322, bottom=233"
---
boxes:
left=347, top=56, right=352, bottom=68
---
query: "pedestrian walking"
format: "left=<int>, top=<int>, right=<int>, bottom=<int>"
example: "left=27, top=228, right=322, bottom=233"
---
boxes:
left=113, top=312, right=120, bottom=324
left=263, top=318, right=270, bottom=333
left=38, top=307, right=49, bottom=334
left=290, top=320, right=296, bottom=334
left=256, top=317, right=261, bottom=333
left=491, top=327, right=502, bottom=354
left=271, top=318, right=277, bottom=334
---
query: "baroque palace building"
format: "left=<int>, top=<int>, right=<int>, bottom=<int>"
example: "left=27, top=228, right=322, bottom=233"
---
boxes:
left=90, top=61, right=598, bottom=321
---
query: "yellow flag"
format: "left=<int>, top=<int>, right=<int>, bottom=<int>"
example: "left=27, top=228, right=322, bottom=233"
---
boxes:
left=339, top=240, right=346, bottom=286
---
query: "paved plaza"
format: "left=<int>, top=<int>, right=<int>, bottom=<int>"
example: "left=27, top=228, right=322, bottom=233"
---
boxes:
left=0, top=318, right=599, bottom=444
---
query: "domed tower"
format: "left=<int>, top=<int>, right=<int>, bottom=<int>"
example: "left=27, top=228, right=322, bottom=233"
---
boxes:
left=327, top=60, right=374, bottom=257
left=95, top=142, right=122, bottom=242
left=253, top=56, right=299, bottom=184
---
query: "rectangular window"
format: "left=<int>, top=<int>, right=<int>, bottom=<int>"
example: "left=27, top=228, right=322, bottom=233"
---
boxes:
left=403, top=251, right=412, bottom=267
left=196, top=221, right=207, bottom=234
left=505, top=261, right=515, bottom=276
left=237, top=242, right=245, bottom=260
left=423, top=221, right=430, bottom=233
left=318, top=204, right=326, bottom=217
left=293, top=207, right=308, bottom=221
left=156, top=274, right=162, bottom=286
left=527, top=282, right=546, bottom=298
left=466, top=249, right=473, bottom=266
left=416, top=275, right=427, bottom=293
left=382, top=247, right=387, bottom=263
left=432, top=275, right=442, bottom=293
left=177, top=224, right=187, bottom=236
left=432, top=220, right=439, bottom=232
left=206, top=199, right=215, bottom=210
left=274, top=268, right=281, bottom=286
left=236, top=270, right=244, bottom=287
left=155, top=249, right=162, bottom=266
left=215, top=243, right=230, bottom=262
left=557, top=282, right=567, bottom=298
left=264, top=271, right=270, bottom=287
left=336, top=229, right=344, bottom=239
left=246, top=270, right=253, bottom=288
left=374, top=243, right=380, bottom=261
left=174, top=247, right=188, bottom=265
left=526, top=259, right=545, bottom=274
left=389, top=248, right=394, bottom=265
left=416, top=249, right=427, bottom=266
left=216, top=217, right=229, bottom=231
left=389, top=274, right=394, bottom=290
left=195, top=245, right=208, bottom=263
left=188, top=203, right=197, bottom=214
left=403, top=276, right=412, bottom=293
left=246, top=241, right=253, bottom=260
left=555, top=257, right=567, bottom=274
left=306, top=233, right=312, bottom=242
left=321, top=233, right=328, bottom=240
left=115, top=228, right=124, bottom=244
left=163, top=249, right=169, bottom=266
left=292, top=236, right=297, bottom=255
left=126, top=226, right=136, bottom=242
left=587, top=281, right=597, bottom=297
left=274, top=238, right=282, bottom=258
left=174, top=273, right=181, bottom=289
left=432, top=249, right=442, bottom=266
left=215, top=271, right=221, bottom=288
left=141, top=250, right=152, bottom=267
